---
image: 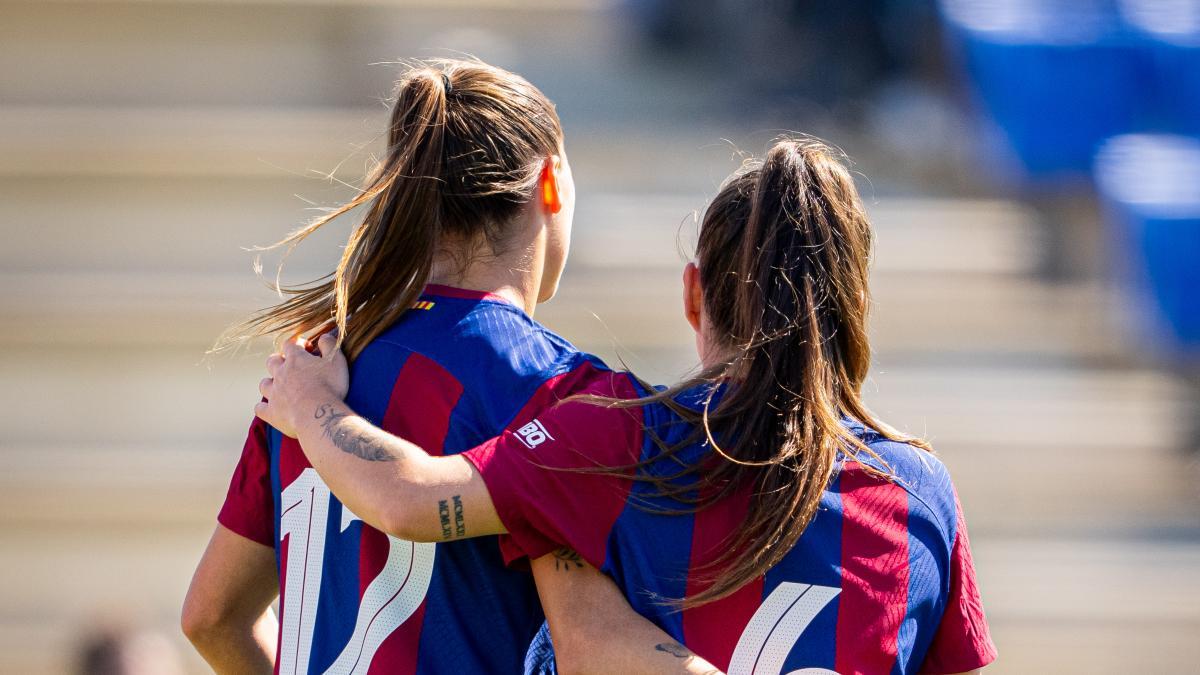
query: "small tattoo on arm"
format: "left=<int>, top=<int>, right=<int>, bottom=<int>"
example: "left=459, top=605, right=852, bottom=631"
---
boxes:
left=551, top=547, right=584, bottom=572
left=655, top=642, right=692, bottom=659
left=452, top=495, right=465, bottom=537
left=315, top=403, right=394, bottom=461
left=438, top=499, right=452, bottom=539
left=438, top=495, right=466, bottom=540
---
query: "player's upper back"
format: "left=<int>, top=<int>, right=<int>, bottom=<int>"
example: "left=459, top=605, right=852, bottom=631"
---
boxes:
left=346, top=285, right=600, bottom=443
left=467, top=378, right=996, bottom=675
left=629, top=391, right=994, bottom=674
left=221, top=285, right=610, bottom=675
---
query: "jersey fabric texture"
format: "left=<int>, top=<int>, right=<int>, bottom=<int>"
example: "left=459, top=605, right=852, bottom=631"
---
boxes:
left=464, top=379, right=998, bottom=675
left=218, top=285, right=611, bottom=674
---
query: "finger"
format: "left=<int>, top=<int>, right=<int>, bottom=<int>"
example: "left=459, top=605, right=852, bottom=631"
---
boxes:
left=265, top=353, right=284, bottom=377
left=318, top=332, right=337, bottom=359
left=258, top=376, right=273, bottom=399
left=254, top=399, right=270, bottom=422
left=282, top=338, right=301, bottom=359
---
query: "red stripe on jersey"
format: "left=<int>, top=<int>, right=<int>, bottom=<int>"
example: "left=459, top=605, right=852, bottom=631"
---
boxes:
left=423, top=283, right=513, bottom=306
left=367, top=601, right=428, bottom=675
left=358, top=527, right=390, bottom=599
left=278, top=435, right=312, bottom=494
left=835, top=462, right=910, bottom=675
left=682, top=481, right=763, bottom=670
left=361, top=352, right=463, bottom=673
left=380, top=351, right=462, bottom=458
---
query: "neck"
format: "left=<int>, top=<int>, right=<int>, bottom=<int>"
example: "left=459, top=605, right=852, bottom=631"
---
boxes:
left=428, top=239, right=542, bottom=316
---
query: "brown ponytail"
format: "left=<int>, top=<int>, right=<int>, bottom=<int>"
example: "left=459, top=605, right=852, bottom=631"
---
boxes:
left=590, top=138, right=929, bottom=609
left=218, top=59, right=562, bottom=359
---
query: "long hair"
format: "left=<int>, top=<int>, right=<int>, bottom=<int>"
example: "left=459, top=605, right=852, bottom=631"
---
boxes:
left=589, top=138, right=929, bottom=609
left=217, top=58, right=562, bottom=359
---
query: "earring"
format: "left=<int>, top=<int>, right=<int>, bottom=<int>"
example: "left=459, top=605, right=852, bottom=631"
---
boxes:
left=541, top=166, right=562, bottom=214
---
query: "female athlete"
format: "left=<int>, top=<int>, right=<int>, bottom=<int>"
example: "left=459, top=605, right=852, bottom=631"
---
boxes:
left=258, top=139, right=999, bottom=674
left=182, top=59, right=715, bottom=674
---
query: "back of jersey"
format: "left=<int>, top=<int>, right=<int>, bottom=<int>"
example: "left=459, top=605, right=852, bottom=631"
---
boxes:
left=465, top=382, right=997, bottom=675
left=611, top=413, right=994, bottom=675
left=219, top=285, right=605, bottom=674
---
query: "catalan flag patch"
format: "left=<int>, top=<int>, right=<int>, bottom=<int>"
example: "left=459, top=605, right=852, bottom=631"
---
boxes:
left=413, top=300, right=436, bottom=311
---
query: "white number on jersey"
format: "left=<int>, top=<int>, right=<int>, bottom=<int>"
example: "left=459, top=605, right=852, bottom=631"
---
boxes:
left=277, top=469, right=437, bottom=675
left=727, top=582, right=841, bottom=675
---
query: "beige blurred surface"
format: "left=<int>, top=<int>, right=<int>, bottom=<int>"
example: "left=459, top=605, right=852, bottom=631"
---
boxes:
left=1, top=1, right=1198, bottom=673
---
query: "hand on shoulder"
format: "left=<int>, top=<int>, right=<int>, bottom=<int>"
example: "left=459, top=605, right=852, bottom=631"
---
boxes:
left=256, top=333, right=350, bottom=437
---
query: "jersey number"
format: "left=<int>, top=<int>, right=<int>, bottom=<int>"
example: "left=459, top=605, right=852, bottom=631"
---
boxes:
left=727, top=582, right=841, bottom=675
left=278, top=469, right=436, bottom=675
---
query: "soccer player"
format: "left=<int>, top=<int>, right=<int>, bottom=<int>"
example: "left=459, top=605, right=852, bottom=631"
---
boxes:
left=258, top=139, right=999, bottom=674
left=182, top=60, right=717, bottom=674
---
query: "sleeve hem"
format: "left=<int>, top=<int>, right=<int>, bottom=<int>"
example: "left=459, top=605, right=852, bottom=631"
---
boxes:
left=463, top=443, right=560, bottom=566
left=216, top=513, right=274, bottom=549
left=921, top=641, right=998, bottom=674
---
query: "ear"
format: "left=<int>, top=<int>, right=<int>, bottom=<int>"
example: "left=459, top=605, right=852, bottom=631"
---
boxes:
left=539, top=156, right=563, bottom=215
left=682, top=261, right=703, bottom=333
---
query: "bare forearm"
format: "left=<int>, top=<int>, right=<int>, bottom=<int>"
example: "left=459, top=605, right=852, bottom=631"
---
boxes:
left=534, top=551, right=724, bottom=675
left=558, top=627, right=724, bottom=675
left=292, top=399, right=435, bottom=532
left=189, top=609, right=277, bottom=675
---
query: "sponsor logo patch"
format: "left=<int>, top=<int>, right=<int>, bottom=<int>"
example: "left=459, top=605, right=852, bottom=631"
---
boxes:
left=515, top=419, right=554, bottom=449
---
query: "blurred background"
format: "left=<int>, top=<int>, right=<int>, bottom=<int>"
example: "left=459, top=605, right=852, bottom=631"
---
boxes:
left=1, top=0, right=1198, bottom=672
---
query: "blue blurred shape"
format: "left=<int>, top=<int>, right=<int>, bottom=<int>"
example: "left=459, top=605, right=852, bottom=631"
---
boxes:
left=1096, top=134, right=1200, bottom=352
left=1120, top=0, right=1200, bottom=135
left=941, top=0, right=1144, bottom=185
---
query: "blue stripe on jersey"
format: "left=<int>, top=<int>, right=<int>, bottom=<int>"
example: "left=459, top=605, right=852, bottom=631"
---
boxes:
left=601, top=501, right=696, bottom=643
left=898, top=458, right=959, bottom=674
left=307, top=344, right=410, bottom=672
left=596, top=380, right=696, bottom=642
left=769, top=472, right=843, bottom=672
left=894, top=490, right=921, bottom=675
left=268, top=426, right=283, bottom=562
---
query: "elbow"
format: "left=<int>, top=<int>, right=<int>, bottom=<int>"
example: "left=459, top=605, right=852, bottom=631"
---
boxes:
left=180, top=598, right=218, bottom=647
left=376, top=494, right=437, bottom=543
left=377, top=513, right=418, bottom=542
left=181, top=589, right=235, bottom=648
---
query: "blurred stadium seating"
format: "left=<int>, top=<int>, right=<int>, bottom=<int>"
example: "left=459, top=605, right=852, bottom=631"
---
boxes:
left=0, top=1, right=1196, bottom=673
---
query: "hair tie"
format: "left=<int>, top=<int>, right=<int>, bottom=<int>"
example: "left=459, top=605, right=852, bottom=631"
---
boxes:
left=441, top=73, right=453, bottom=96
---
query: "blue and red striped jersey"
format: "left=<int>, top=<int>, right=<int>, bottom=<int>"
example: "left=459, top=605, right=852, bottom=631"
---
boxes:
left=218, top=285, right=611, bottom=674
left=465, top=378, right=998, bottom=675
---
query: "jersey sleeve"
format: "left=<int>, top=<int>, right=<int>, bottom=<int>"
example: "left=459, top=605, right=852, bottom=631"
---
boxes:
left=216, top=416, right=275, bottom=548
left=463, top=369, right=643, bottom=568
left=920, top=492, right=998, bottom=673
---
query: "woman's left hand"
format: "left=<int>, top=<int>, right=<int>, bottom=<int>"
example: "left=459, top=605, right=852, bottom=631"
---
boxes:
left=256, top=333, right=350, bottom=438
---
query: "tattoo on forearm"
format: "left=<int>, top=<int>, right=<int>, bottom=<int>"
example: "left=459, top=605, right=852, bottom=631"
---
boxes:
left=438, top=495, right=466, bottom=540
left=315, top=403, right=395, bottom=461
left=452, top=495, right=465, bottom=537
left=655, top=642, right=692, bottom=659
left=551, top=547, right=584, bottom=572
left=438, top=499, right=452, bottom=539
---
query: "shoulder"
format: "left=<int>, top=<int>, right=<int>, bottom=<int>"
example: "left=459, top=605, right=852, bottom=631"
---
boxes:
left=448, top=302, right=589, bottom=379
left=367, top=300, right=590, bottom=384
left=846, top=423, right=960, bottom=547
